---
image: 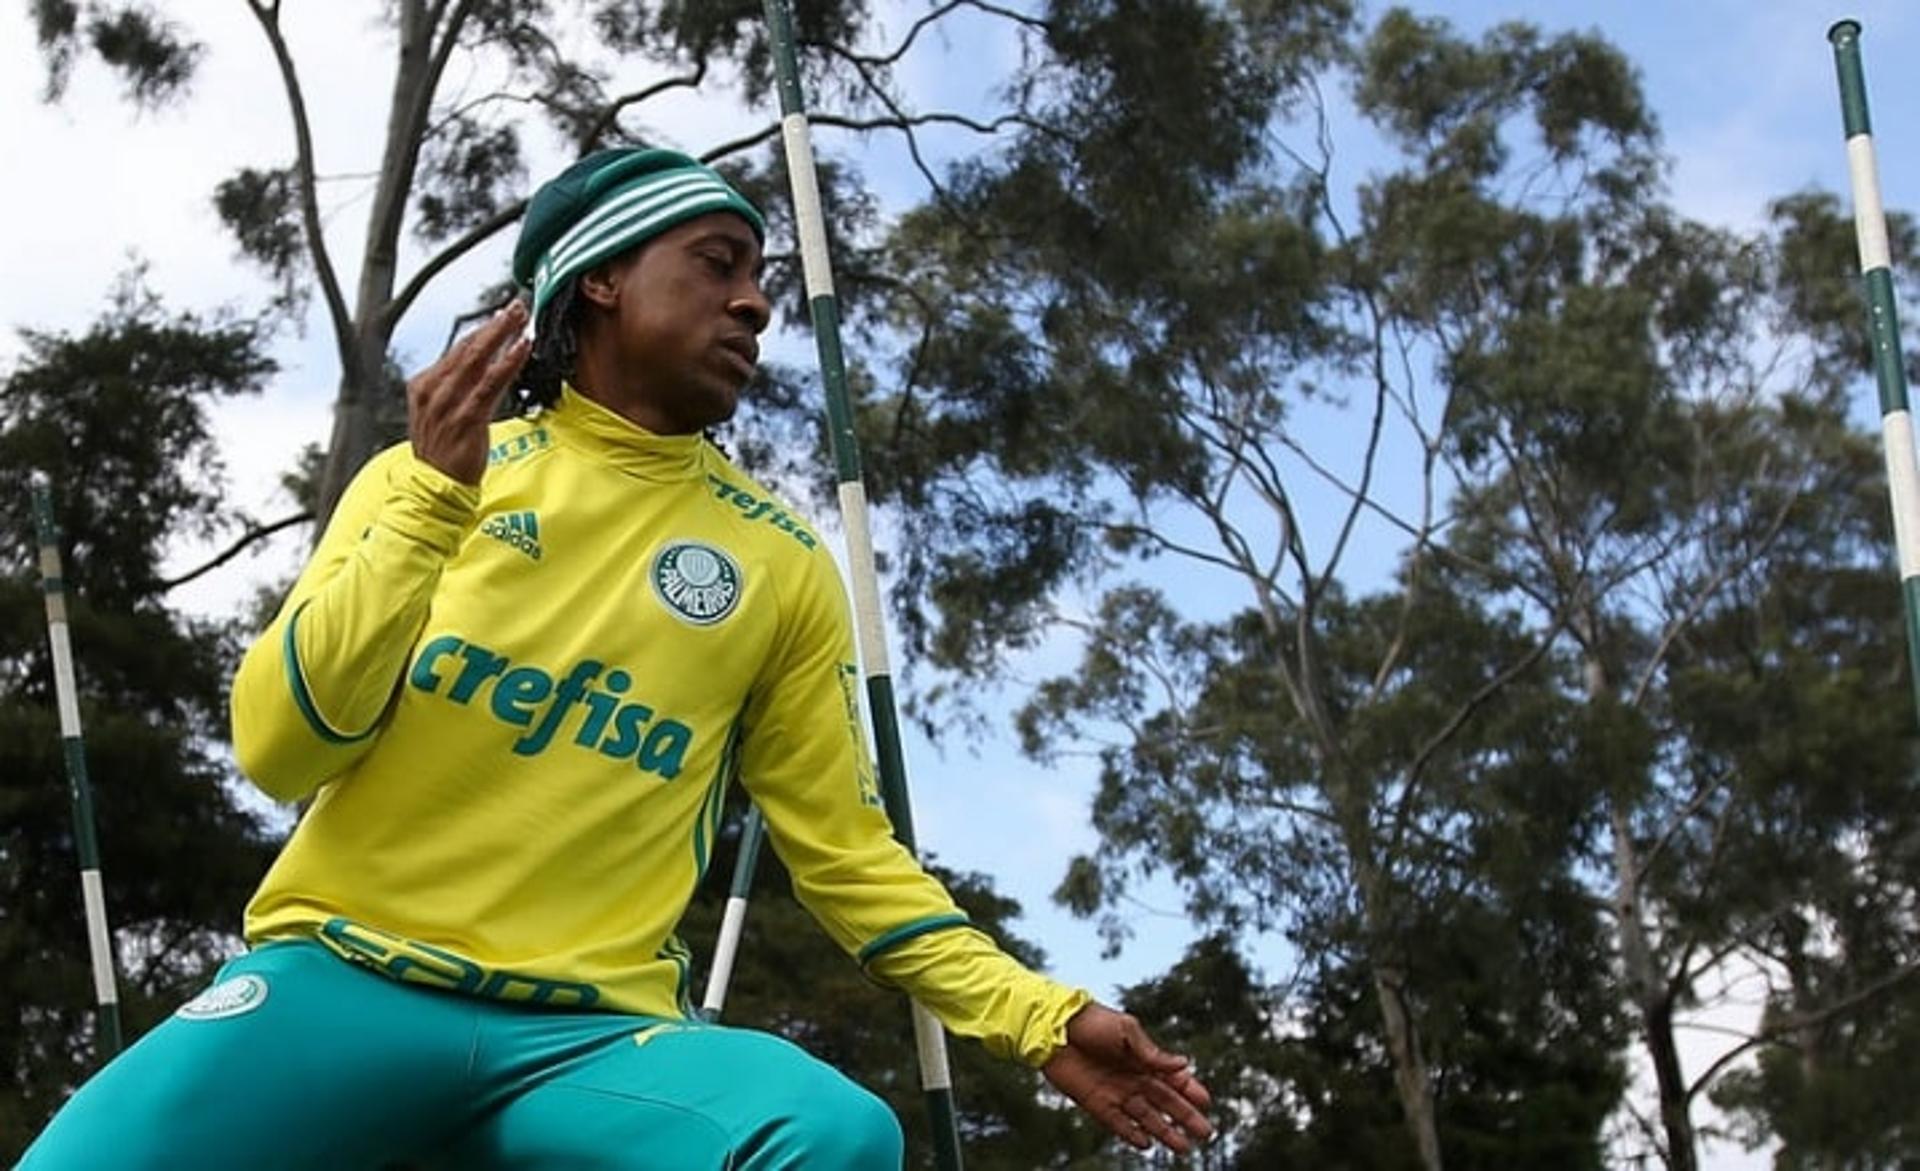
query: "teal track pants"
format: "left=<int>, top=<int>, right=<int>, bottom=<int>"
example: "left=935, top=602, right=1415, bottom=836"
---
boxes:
left=20, top=941, right=902, bottom=1170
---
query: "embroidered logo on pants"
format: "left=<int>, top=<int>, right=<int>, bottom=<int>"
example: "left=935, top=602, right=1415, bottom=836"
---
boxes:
left=175, top=974, right=269, bottom=1021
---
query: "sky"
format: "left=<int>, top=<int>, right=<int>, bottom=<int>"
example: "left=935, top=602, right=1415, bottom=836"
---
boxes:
left=4, top=2, right=1918, bottom=1166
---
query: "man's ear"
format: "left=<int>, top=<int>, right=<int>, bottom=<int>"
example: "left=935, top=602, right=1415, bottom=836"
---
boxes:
left=577, top=261, right=623, bottom=310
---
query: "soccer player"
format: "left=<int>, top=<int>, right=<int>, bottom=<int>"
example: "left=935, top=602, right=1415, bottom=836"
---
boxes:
left=21, top=149, right=1213, bottom=1169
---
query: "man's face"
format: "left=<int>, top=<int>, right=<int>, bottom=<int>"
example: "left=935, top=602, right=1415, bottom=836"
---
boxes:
left=581, top=212, right=771, bottom=434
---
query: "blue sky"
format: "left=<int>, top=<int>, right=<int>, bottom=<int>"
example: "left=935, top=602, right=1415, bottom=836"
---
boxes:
left=4, top=3, right=1917, bottom=1166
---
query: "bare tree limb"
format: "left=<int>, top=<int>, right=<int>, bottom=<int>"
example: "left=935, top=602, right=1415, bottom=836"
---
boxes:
left=244, top=1, right=354, bottom=368
left=819, top=0, right=1053, bottom=68
left=577, top=59, right=709, bottom=150
left=1319, top=310, right=1394, bottom=598
left=1625, top=458, right=1806, bottom=709
left=1685, top=959, right=1920, bottom=1103
left=810, top=41, right=1001, bottom=238
left=1387, top=614, right=1566, bottom=856
left=701, top=110, right=1065, bottom=165
left=389, top=59, right=715, bottom=331
left=387, top=199, right=528, bottom=332
left=1637, top=777, right=1725, bottom=883
left=355, top=0, right=480, bottom=330
left=158, top=512, right=313, bottom=593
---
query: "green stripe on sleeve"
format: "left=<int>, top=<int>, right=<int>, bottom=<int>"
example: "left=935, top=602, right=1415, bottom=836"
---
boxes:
left=281, top=603, right=379, bottom=746
left=856, top=913, right=973, bottom=966
left=691, top=721, right=743, bottom=881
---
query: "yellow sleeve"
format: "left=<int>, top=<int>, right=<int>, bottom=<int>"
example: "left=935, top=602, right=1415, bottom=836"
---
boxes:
left=866, top=927, right=1092, bottom=1067
left=737, top=545, right=1088, bottom=1066
left=230, top=444, right=478, bottom=802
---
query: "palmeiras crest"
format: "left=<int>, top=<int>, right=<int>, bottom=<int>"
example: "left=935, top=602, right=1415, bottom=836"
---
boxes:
left=651, top=541, right=743, bottom=626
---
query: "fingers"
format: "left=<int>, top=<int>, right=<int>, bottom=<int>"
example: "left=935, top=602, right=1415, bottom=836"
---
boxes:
left=1102, top=1083, right=1212, bottom=1155
left=448, top=299, right=530, bottom=380
left=1047, top=1010, right=1216, bottom=1156
left=1109, top=1010, right=1191, bottom=1075
left=407, top=300, right=531, bottom=484
left=1164, top=1064, right=1214, bottom=1111
left=1094, top=1092, right=1159, bottom=1153
left=445, top=300, right=531, bottom=408
left=476, top=300, right=533, bottom=387
left=1141, top=1072, right=1215, bottom=1148
left=1079, top=1066, right=1214, bottom=1155
left=414, top=303, right=527, bottom=405
left=1121, top=1091, right=1188, bottom=1153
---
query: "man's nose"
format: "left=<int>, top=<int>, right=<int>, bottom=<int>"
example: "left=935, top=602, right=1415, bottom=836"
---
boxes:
left=730, top=280, right=772, bottom=334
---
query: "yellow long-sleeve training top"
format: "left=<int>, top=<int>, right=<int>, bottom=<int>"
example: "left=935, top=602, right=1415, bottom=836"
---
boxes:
left=232, top=386, right=1088, bottom=1066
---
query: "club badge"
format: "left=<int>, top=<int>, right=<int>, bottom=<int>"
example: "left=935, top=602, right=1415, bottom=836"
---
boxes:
left=652, top=541, right=743, bottom=626
left=175, top=973, right=269, bottom=1021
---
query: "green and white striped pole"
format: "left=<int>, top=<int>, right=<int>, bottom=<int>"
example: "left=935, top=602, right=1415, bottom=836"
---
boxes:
left=30, top=471, right=124, bottom=1057
left=759, top=2, right=966, bottom=1166
left=699, top=806, right=766, bottom=1020
left=1830, top=19, right=1920, bottom=725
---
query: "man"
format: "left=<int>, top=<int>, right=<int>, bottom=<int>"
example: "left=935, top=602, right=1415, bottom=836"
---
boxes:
left=22, top=149, right=1212, bottom=1169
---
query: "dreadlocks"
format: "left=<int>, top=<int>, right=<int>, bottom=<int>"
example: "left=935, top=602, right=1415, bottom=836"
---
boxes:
left=515, top=277, right=582, bottom=413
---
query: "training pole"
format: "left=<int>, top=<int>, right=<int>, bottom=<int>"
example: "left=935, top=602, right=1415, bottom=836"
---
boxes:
left=1830, top=20, right=1920, bottom=726
left=757, top=2, right=966, bottom=1166
left=699, top=806, right=766, bottom=1020
left=30, top=472, right=124, bottom=1057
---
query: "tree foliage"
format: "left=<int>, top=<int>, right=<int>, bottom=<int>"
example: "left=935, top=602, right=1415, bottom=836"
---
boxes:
left=0, top=276, right=281, bottom=1161
left=29, top=0, right=202, bottom=106
left=24, top=2, right=1920, bottom=1166
left=844, top=4, right=1920, bottom=1169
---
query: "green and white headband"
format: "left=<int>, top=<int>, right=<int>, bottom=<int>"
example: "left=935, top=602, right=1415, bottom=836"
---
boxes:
left=511, top=148, right=767, bottom=322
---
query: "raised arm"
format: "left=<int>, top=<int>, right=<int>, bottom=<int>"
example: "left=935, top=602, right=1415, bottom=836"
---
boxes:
left=230, top=302, right=529, bottom=800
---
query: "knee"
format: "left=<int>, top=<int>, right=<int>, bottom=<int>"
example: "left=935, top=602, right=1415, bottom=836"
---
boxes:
left=766, top=1080, right=902, bottom=1169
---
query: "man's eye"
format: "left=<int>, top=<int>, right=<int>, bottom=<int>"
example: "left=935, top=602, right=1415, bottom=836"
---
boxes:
left=701, top=253, right=732, bottom=274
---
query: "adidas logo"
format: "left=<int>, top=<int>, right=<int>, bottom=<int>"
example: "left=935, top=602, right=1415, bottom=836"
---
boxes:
left=481, top=510, right=543, bottom=560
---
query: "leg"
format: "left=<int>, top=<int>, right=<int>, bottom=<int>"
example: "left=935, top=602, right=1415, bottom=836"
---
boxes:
left=447, top=1017, right=902, bottom=1170
left=20, top=942, right=481, bottom=1171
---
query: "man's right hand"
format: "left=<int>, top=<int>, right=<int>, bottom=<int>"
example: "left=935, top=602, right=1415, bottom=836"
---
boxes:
left=407, top=300, right=532, bottom=485
left=1042, top=1003, right=1214, bottom=1155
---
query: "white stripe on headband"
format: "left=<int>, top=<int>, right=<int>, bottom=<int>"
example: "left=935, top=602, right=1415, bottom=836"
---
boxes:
left=534, top=189, right=742, bottom=303
left=542, top=172, right=732, bottom=280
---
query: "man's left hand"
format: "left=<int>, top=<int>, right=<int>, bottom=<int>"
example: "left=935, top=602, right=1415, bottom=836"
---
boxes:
left=1042, top=1002, right=1214, bottom=1155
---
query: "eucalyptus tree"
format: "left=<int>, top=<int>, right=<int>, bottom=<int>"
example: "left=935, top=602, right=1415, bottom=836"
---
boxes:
left=855, top=5, right=1656, bottom=1166
left=0, top=275, right=282, bottom=1160
left=1691, top=425, right=1920, bottom=1168
left=26, top=0, right=1025, bottom=527
left=1355, top=16, right=1920, bottom=1169
left=1675, top=193, right=1920, bottom=1169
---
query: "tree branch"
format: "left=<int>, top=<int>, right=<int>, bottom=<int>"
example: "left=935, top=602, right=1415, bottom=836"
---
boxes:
left=388, top=59, right=714, bottom=329
left=1388, top=613, right=1568, bottom=856
left=1625, top=457, right=1806, bottom=709
left=1684, top=958, right=1920, bottom=1103
left=387, top=198, right=528, bottom=332
left=355, top=0, right=479, bottom=322
left=816, top=0, right=1053, bottom=68
left=1637, top=776, right=1725, bottom=883
left=815, top=43, right=965, bottom=212
left=244, top=0, right=354, bottom=368
left=701, top=110, right=1064, bottom=166
left=158, top=512, right=313, bottom=593
left=577, top=59, right=708, bottom=150
left=1318, top=311, right=1394, bottom=598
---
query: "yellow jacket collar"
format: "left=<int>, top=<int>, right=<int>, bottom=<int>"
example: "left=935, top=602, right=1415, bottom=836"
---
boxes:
left=548, top=383, right=708, bottom=482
